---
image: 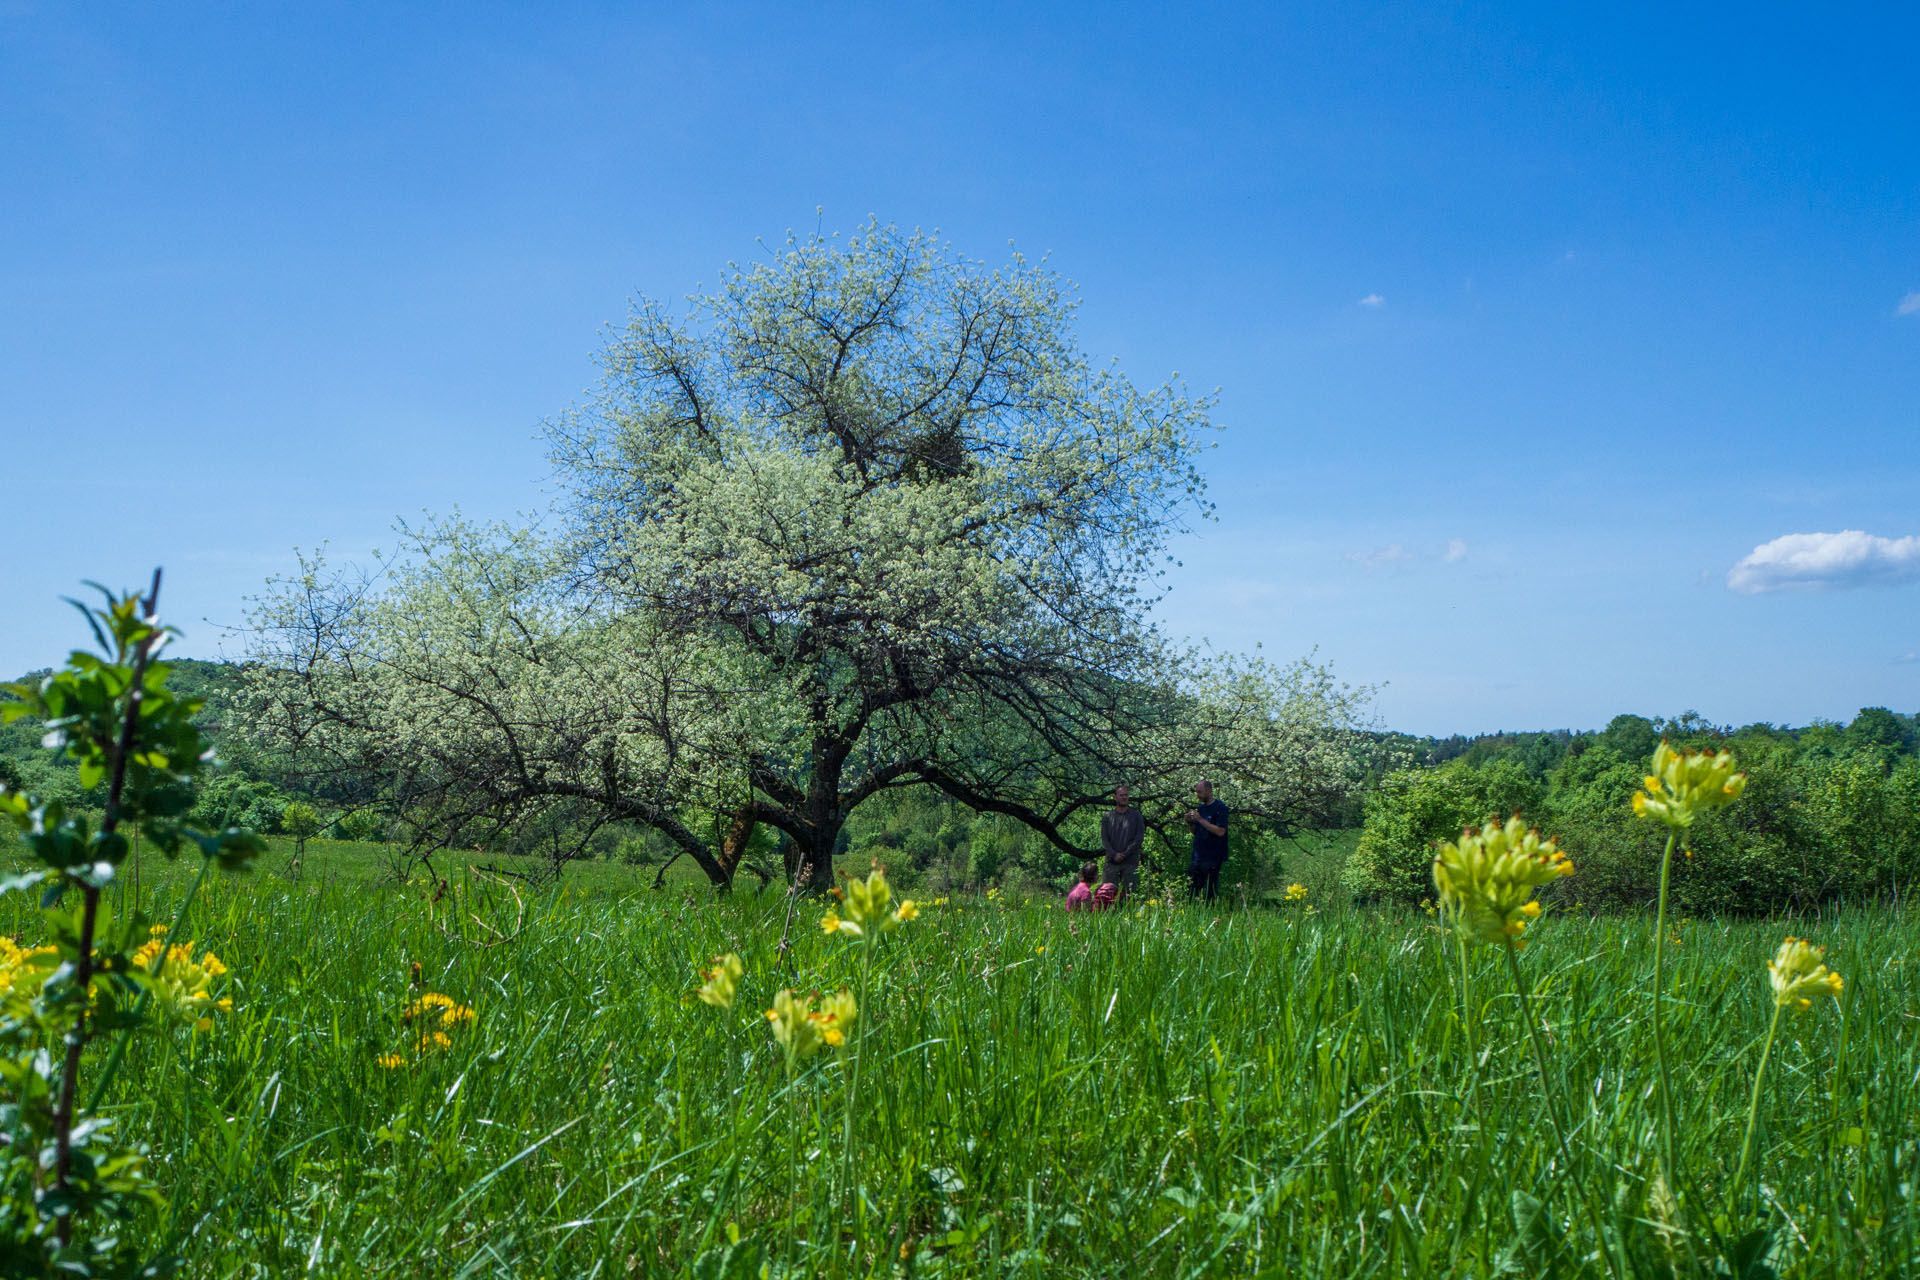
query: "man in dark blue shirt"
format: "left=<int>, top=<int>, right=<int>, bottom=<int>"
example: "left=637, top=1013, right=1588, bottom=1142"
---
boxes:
left=1184, top=779, right=1229, bottom=902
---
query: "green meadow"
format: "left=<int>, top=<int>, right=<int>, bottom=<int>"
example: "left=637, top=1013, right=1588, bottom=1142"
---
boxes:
left=12, top=838, right=1912, bottom=1278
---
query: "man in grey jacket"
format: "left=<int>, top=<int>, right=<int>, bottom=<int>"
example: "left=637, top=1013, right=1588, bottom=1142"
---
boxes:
left=1100, top=785, right=1145, bottom=900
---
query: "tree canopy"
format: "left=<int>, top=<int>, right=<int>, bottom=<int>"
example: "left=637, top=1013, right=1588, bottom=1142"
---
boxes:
left=246, top=224, right=1368, bottom=887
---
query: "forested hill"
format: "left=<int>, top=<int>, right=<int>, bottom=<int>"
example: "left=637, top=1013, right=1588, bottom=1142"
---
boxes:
left=1394, top=708, right=1920, bottom=773
left=1, top=658, right=272, bottom=811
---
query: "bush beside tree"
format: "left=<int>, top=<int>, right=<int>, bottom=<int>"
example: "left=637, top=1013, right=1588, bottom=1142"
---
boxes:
left=1351, top=711, right=1920, bottom=913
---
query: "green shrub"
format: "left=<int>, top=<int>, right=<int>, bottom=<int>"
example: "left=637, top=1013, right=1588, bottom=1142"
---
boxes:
left=1361, top=730, right=1920, bottom=914
left=1346, top=760, right=1542, bottom=904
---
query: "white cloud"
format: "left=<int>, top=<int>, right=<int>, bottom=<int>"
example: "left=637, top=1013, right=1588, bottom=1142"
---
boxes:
left=1358, top=293, right=1385, bottom=307
left=1898, top=291, right=1920, bottom=317
left=1346, top=543, right=1409, bottom=569
left=1727, top=530, right=1920, bottom=594
left=1443, top=538, right=1468, bottom=563
left=1895, top=652, right=1919, bottom=665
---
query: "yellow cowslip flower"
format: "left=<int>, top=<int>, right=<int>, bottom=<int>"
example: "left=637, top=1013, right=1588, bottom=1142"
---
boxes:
left=1769, top=937, right=1844, bottom=1012
left=696, top=953, right=745, bottom=1009
left=1432, top=814, right=1574, bottom=950
left=823, top=864, right=915, bottom=939
left=1633, top=741, right=1746, bottom=828
left=135, top=939, right=234, bottom=1029
left=1284, top=883, right=1308, bottom=902
left=765, top=988, right=856, bottom=1061
left=816, top=989, right=857, bottom=1047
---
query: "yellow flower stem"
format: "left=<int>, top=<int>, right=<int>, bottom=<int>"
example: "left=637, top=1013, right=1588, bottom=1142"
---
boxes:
left=1455, top=934, right=1495, bottom=1268
left=840, top=932, right=876, bottom=1217
left=85, top=853, right=214, bottom=1113
left=1458, top=936, right=1487, bottom=1141
left=784, top=1054, right=800, bottom=1272
left=1730, top=999, right=1784, bottom=1216
left=1651, top=829, right=1680, bottom=1194
left=1502, top=939, right=1625, bottom=1280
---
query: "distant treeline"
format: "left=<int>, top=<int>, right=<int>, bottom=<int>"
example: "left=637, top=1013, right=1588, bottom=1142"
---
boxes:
left=6, top=662, right=1914, bottom=911
left=1351, top=709, right=1920, bottom=914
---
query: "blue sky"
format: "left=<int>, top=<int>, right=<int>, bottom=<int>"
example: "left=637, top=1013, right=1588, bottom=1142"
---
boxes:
left=3, top=2, right=1916, bottom=735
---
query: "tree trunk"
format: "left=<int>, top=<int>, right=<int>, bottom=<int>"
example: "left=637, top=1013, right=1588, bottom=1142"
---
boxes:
left=713, top=802, right=758, bottom=892
left=782, top=827, right=840, bottom=894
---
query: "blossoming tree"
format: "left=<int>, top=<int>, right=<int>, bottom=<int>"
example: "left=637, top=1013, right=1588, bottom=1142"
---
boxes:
left=246, top=224, right=1367, bottom=888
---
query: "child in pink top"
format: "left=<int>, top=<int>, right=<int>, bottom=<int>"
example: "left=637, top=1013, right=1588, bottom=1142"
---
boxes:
left=1065, top=861, right=1099, bottom=911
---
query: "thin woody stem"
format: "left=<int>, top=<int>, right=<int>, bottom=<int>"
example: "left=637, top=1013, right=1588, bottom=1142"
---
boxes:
left=54, top=569, right=163, bottom=1245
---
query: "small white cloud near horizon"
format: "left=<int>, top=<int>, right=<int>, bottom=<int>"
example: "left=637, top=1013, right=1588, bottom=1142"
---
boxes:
left=1727, top=530, right=1920, bottom=594
left=1443, top=538, right=1468, bottom=563
left=1358, top=293, right=1385, bottom=307
left=1898, top=291, right=1920, bottom=317
left=1895, top=652, right=1920, bottom=666
left=1347, top=543, right=1409, bottom=569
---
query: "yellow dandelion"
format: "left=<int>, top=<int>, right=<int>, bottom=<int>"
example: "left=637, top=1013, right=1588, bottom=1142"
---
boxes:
left=375, top=1053, right=406, bottom=1070
left=1284, top=883, right=1309, bottom=902
left=0, top=938, right=58, bottom=1002
left=402, top=992, right=457, bottom=1022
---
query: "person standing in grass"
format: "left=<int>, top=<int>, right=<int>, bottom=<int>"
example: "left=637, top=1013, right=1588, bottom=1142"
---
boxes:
left=1184, top=779, right=1229, bottom=902
left=1100, top=785, right=1145, bottom=902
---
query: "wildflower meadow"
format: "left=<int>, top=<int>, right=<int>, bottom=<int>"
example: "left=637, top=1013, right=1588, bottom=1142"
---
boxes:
left=0, top=593, right=1915, bottom=1275
left=3, top=757, right=1916, bottom=1276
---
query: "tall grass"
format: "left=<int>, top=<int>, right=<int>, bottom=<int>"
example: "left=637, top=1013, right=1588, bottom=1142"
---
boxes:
left=4, top=852, right=1913, bottom=1277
